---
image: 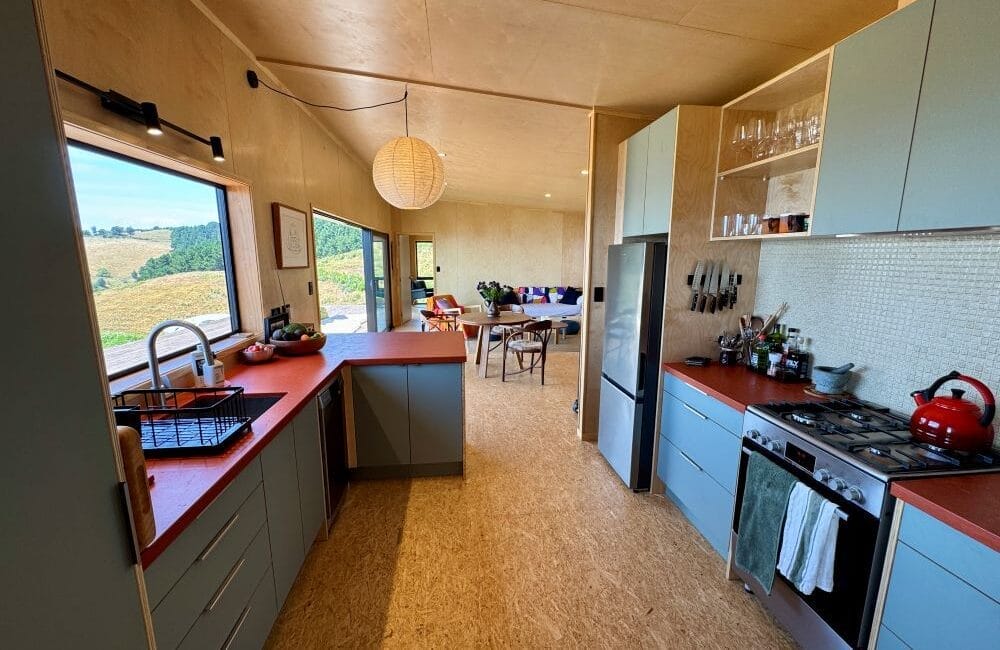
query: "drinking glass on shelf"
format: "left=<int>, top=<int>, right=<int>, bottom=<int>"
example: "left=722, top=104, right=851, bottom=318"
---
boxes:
left=732, top=213, right=745, bottom=237
left=721, top=214, right=731, bottom=238
left=747, top=213, right=761, bottom=236
left=806, top=115, right=821, bottom=145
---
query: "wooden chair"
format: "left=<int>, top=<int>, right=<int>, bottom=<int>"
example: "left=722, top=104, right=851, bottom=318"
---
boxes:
left=419, top=309, right=456, bottom=333
left=502, top=319, right=553, bottom=384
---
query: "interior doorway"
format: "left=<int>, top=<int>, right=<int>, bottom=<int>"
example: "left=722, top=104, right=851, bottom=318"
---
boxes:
left=400, top=234, right=435, bottom=323
left=313, top=210, right=392, bottom=333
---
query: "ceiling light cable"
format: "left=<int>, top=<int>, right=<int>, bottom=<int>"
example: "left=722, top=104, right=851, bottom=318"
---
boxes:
left=246, top=69, right=407, bottom=112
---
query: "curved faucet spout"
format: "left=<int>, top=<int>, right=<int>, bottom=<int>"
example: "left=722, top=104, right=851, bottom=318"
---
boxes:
left=146, top=319, right=215, bottom=391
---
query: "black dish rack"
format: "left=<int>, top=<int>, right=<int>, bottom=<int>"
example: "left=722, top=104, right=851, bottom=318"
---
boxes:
left=112, top=386, right=252, bottom=458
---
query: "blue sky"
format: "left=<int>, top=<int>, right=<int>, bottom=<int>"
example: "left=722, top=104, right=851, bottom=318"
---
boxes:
left=67, top=145, right=220, bottom=231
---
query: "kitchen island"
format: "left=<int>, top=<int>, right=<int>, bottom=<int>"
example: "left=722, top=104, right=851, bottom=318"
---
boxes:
left=142, top=331, right=467, bottom=568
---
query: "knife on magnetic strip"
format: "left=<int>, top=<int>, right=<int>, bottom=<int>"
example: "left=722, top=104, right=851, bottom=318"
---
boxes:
left=699, top=261, right=714, bottom=313
left=689, top=260, right=704, bottom=311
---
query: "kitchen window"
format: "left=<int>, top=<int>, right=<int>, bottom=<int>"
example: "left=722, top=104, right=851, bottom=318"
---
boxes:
left=67, top=143, right=239, bottom=377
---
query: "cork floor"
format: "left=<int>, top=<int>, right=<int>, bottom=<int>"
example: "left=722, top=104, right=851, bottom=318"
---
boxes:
left=265, top=351, right=794, bottom=649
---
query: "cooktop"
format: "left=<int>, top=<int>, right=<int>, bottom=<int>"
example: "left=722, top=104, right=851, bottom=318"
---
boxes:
left=752, top=399, right=1000, bottom=475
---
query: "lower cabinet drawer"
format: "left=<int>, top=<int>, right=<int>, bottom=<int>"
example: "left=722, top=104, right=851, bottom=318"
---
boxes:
left=146, top=459, right=263, bottom=608
left=178, top=526, right=273, bottom=650
left=657, top=437, right=734, bottom=557
left=882, top=541, right=1000, bottom=650
left=660, top=392, right=740, bottom=492
left=223, top=568, right=278, bottom=650
left=876, top=625, right=911, bottom=650
left=153, top=485, right=267, bottom=650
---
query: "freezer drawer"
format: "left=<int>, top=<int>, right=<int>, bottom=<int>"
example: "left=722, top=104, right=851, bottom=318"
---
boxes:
left=597, top=376, right=646, bottom=489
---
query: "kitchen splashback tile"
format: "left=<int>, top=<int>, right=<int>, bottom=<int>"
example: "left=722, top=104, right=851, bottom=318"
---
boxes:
left=755, top=233, right=1000, bottom=445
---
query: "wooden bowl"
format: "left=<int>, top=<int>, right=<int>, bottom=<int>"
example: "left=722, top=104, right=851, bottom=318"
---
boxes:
left=239, top=344, right=275, bottom=364
left=272, top=334, right=327, bottom=356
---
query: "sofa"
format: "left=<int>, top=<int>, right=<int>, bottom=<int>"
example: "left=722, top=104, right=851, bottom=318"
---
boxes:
left=508, top=286, right=584, bottom=319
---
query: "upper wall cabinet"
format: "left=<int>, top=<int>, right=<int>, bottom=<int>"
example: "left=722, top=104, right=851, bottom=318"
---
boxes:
left=898, top=0, right=1000, bottom=231
left=709, top=52, right=831, bottom=240
left=811, top=0, right=933, bottom=236
left=622, top=128, right=650, bottom=237
left=642, top=110, right=678, bottom=235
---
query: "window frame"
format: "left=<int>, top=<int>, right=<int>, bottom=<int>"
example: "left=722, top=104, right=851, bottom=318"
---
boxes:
left=69, top=140, right=241, bottom=379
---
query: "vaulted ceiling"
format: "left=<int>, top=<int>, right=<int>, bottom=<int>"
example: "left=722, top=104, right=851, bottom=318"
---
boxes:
left=202, top=0, right=896, bottom=211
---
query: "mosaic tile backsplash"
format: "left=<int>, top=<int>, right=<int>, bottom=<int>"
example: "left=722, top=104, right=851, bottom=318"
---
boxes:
left=755, top=233, right=1000, bottom=444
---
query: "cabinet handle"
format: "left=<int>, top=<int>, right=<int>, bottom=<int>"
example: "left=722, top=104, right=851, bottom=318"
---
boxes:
left=678, top=449, right=704, bottom=473
left=205, top=557, right=246, bottom=612
left=681, top=403, right=708, bottom=420
left=198, top=512, right=239, bottom=562
left=221, top=604, right=253, bottom=650
left=688, top=385, right=708, bottom=397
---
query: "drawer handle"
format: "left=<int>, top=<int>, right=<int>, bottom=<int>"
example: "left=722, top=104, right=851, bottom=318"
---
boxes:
left=221, top=604, right=253, bottom=650
left=205, top=557, right=246, bottom=613
left=688, top=385, right=708, bottom=397
left=678, top=449, right=704, bottom=473
left=198, top=512, right=240, bottom=562
left=681, top=403, right=708, bottom=420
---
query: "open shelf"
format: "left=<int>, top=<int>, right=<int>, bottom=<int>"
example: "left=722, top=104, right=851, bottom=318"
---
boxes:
left=709, top=231, right=810, bottom=242
left=718, top=144, right=819, bottom=179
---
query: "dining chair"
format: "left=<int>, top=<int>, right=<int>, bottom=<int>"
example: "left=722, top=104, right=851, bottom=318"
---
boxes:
left=501, top=319, right=553, bottom=384
left=419, top=309, right=456, bottom=333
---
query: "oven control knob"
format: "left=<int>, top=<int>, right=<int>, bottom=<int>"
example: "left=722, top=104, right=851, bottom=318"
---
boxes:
left=747, top=429, right=761, bottom=441
left=831, top=477, right=848, bottom=491
left=846, top=486, right=864, bottom=504
left=766, top=440, right=782, bottom=453
left=813, top=469, right=831, bottom=483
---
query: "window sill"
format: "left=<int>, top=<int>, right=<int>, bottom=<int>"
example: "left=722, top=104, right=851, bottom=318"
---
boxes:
left=107, top=333, right=256, bottom=395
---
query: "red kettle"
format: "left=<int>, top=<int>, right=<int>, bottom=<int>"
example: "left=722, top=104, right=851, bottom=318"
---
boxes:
left=910, top=371, right=996, bottom=452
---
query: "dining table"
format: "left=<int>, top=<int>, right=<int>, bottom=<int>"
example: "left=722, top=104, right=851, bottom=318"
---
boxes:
left=455, top=311, right=533, bottom=378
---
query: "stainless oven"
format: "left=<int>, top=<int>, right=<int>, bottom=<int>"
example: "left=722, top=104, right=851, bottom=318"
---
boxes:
left=729, top=412, right=895, bottom=650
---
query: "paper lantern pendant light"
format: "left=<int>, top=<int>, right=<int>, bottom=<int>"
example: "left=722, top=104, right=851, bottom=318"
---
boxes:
left=372, top=136, right=445, bottom=210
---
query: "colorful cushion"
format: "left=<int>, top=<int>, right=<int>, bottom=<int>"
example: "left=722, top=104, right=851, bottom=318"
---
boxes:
left=560, top=287, right=582, bottom=305
left=547, top=286, right=566, bottom=304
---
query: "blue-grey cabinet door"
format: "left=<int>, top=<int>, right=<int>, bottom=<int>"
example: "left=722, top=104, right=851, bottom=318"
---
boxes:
left=407, top=364, right=464, bottom=465
left=352, top=365, right=410, bottom=467
left=292, top=401, right=325, bottom=551
left=2, top=2, right=148, bottom=645
left=261, top=424, right=304, bottom=608
left=622, top=128, right=649, bottom=237
left=643, top=110, right=677, bottom=235
left=812, top=0, right=933, bottom=235
left=899, top=0, right=1000, bottom=231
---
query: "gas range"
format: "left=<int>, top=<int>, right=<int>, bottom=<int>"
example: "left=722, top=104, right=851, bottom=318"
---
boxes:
left=742, top=398, right=1000, bottom=519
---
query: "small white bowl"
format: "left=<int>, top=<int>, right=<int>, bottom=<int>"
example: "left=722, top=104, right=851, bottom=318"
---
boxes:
left=239, top=344, right=275, bottom=364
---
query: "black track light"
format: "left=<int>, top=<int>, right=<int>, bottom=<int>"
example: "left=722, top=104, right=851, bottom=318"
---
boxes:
left=141, top=102, right=162, bottom=135
left=210, top=136, right=225, bottom=162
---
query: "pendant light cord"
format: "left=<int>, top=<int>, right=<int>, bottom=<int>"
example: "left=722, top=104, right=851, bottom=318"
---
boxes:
left=254, top=75, right=408, bottom=112
left=404, top=88, right=409, bottom=137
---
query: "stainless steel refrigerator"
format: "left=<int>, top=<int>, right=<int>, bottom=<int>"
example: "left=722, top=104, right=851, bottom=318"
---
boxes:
left=597, top=242, right=667, bottom=490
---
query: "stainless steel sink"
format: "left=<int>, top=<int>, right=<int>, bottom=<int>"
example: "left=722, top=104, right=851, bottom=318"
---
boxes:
left=242, top=393, right=285, bottom=422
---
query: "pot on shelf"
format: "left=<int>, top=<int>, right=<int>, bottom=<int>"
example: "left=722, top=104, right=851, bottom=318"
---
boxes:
left=910, top=371, right=996, bottom=452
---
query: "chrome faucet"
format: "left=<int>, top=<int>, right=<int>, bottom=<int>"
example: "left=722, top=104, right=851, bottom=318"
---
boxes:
left=146, top=319, right=215, bottom=391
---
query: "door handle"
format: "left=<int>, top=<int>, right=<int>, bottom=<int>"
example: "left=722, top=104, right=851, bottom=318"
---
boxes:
left=678, top=449, right=704, bottom=472
left=205, top=557, right=246, bottom=612
left=198, top=512, right=240, bottom=561
left=681, top=403, right=708, bottom=420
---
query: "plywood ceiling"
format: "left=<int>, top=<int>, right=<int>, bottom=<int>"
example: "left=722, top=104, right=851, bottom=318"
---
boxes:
left=202, top=0, right=896, bottom=211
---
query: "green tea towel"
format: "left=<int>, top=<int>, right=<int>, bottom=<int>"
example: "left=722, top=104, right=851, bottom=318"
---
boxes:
left=734, top=451, right=798, bottom=594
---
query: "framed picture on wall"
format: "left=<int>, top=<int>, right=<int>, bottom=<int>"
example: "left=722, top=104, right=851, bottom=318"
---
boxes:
left=272, top=202, right=309, bottom=268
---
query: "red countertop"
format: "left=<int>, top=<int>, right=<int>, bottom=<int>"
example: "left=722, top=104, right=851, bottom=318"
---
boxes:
left=662, top=362, right=822, bottom=412
left=891, top=474, right=1000, bottom=553
left=140, top=332, right=466, bottom=568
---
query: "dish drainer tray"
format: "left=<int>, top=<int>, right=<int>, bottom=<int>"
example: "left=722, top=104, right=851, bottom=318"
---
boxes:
left=113, top=386, right=251, bottom=458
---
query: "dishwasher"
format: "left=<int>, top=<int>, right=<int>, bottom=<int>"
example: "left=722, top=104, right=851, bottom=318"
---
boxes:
left=318, top=377, right=348, bottom=528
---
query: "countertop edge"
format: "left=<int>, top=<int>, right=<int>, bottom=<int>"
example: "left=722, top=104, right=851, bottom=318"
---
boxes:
left=662, top=363, right=748, bottom=413
left=139, top=336, right=466, bottom=568
left=890, top=481, right=1000, bottom=554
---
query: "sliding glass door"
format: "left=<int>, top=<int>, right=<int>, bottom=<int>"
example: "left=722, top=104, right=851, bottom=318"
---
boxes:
left=363, top=230, right=392, bottom=332
left=313, top=211, right=391, bottom=333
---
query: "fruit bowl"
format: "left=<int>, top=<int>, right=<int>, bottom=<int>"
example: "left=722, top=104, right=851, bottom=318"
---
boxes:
left=272, top=333, right=327, bottom=356
left=239, top=344, right=275, bottom=364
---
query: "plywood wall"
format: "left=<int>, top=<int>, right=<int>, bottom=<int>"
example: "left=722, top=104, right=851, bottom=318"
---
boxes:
left=393, top=200, right=586, bottom=307
left=578, top=111, right=651, bottom=441
left=38, top=0, right=391, bottom=332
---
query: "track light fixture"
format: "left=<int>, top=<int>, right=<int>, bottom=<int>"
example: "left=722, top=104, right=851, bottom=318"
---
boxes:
left=54, top=69, right=225, bottom=163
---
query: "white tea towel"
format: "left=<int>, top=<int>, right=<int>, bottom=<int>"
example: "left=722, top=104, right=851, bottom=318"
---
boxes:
left=776, top=482, right=841, bottom=595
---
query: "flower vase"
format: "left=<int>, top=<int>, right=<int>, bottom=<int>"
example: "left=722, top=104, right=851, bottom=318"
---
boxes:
left=485, top=301, right=500, bottom=317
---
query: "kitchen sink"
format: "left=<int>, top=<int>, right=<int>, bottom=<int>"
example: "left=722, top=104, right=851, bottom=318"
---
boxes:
left=242, top=393, right=285, bottom=421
